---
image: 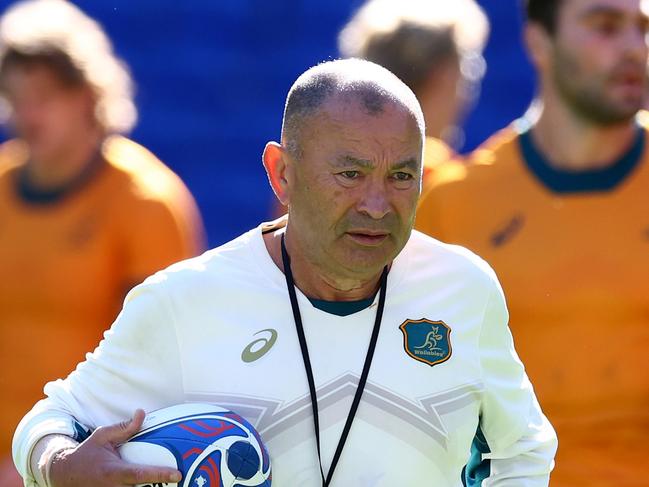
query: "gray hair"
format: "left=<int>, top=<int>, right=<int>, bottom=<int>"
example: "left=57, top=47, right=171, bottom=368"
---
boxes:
left=281, top=58, right=425, bottom=159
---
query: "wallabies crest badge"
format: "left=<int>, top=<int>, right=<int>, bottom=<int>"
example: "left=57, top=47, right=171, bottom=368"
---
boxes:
left=399, top=319, right=452, bottom=367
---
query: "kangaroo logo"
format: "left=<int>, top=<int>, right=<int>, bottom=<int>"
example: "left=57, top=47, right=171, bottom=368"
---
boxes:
left=414, top=326, right=444, bottom=351
left=400, top=319, right=452, bottom=367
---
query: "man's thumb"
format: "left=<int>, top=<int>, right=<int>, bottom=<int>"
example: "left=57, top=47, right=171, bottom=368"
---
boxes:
left=94, top=409, right=145, bottom=445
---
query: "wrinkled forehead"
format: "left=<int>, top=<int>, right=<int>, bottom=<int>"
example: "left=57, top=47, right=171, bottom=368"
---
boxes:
left=301, top=94, right=424, bottom=165
left=319, top=89, right=424, bottom=140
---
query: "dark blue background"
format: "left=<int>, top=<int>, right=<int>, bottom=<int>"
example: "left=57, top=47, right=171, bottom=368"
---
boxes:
left=0, top=0, right=536, bottom=247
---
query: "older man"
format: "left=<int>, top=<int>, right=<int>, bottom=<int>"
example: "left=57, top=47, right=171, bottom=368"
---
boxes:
left=13, top=59, right=556, bottom=487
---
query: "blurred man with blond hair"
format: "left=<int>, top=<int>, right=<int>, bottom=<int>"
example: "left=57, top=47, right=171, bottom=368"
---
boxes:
left=338, top=0, right=489, bottom=181
left=0, top=1, right=205, bottom=483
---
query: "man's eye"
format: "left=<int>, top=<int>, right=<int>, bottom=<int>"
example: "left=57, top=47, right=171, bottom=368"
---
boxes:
left=340, top=171, right=360, bottom=179
left=591, top=18, right=622, bottom=36
left=393, top=172, right=413, bottom=181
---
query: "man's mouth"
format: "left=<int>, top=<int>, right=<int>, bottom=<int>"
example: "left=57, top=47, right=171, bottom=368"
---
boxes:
left=346, top=230, right=389, bottom=246
left=611, top=66, right=645, bottom=90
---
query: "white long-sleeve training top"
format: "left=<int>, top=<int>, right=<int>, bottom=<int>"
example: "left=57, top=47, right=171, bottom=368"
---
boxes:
left=14, top=224, right=557, bottom=486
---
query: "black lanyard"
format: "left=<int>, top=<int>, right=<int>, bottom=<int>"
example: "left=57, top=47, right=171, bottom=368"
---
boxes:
left=280, top=234, right=388, bottom=486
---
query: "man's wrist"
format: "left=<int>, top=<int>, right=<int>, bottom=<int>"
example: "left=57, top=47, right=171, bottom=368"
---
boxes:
left=31, top=435, right=79, bottom=487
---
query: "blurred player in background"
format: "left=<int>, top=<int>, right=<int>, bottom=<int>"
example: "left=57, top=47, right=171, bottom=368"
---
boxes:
left=416, top=0, right=649, bottom=484
left=338, top=0, right=489, bottom=180
left=0, top=0, right=205, bottom=484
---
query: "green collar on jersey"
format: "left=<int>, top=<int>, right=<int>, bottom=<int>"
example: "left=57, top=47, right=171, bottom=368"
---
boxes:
left=16, top=147, right=106, bottom=205
left=308, top=295, right=375, bottom=317
left=518, top=122, right=645, bottom=194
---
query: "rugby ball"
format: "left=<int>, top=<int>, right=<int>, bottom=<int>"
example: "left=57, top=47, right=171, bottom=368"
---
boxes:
left=117, top=403, right=271, bottom=487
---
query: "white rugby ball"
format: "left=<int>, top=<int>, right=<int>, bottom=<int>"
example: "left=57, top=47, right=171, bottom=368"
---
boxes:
left=118, top=403, right=271, bottom=487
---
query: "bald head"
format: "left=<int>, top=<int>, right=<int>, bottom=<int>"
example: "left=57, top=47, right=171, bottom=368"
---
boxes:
left=281, top=59, right=425, bottom=159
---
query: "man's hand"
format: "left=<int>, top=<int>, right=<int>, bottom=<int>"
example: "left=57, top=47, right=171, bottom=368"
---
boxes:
left=48, top=409, right=181, bottom=487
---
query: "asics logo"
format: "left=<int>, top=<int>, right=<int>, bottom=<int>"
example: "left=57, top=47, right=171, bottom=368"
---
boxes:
left=241, top=328, right=278, bottom=363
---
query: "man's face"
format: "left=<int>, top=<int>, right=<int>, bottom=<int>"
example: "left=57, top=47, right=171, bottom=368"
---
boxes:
left=2, top=64, right=94, bottom=162
left=549, top=0, right=649, bottom=123
left=285, top=94, right=423, bottom=281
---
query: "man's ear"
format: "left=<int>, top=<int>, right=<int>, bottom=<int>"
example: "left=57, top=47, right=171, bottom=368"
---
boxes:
left=263, top=141, right=291, bottom=206
left=524, top=22, right=553, bottom=72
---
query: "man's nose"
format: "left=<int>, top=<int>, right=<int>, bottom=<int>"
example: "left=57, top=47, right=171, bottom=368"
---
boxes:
left=357, top=182, right=390, bottom=220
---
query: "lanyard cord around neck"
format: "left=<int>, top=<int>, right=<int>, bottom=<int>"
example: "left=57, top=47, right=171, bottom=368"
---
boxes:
left=280, top=234, right=388, bottom=486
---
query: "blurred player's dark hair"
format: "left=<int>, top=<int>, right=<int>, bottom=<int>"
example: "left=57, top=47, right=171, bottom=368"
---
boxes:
left=525, top=0, right=563, bottom=34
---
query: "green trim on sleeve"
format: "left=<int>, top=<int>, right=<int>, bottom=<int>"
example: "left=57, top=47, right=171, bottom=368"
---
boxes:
left=462, top=424, right=491, bottom=486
